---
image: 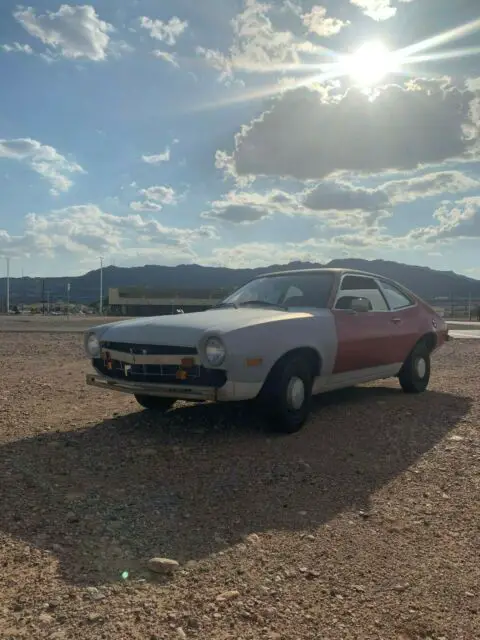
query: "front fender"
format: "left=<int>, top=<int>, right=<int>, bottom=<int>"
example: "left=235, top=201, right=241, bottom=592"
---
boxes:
left=217, top=312, right=337, bottom=383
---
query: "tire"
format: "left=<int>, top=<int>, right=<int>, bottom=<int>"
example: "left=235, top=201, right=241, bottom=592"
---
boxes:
left=259, top=355, right=314, bottom=434
left=398, top=342, right=431, bottom=394
left=134, top=394, right=176, bottom=411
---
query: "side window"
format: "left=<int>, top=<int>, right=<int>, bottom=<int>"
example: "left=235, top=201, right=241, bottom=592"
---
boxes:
left=341, top=276, right=378, bottom=290
left=380, top=281, right=414, bottom=310
left=336, top=275, right=388, bottom=311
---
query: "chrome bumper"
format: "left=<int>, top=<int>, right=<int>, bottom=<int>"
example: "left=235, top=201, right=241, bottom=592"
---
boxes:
left=86, top=374, right=263, bottom=403
left=86, top=373, right=217, bottom=401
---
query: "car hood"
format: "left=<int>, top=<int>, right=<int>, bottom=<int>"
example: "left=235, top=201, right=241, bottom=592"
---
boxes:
left=92, top=307, right=315, bottom=346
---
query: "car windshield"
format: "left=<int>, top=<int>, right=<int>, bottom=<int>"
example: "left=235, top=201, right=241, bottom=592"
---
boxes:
left=221, top=272, right=335, bottom=309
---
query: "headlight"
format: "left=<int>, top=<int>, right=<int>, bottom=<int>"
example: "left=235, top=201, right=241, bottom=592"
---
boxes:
left=205, top=337, right=226, bottom=366
left=86, top=332, right=100, bottom=357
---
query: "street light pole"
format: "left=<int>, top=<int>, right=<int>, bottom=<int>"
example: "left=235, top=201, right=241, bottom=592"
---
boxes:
left=6, top=257, right=10, bottom=314
left=99, top=256, right=104, bottom=315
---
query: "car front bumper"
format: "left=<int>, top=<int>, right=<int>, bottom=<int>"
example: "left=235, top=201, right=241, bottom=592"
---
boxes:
left=86, top=373, right=262, bottom=402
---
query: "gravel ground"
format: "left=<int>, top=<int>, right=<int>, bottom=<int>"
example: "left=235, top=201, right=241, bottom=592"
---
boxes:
left=0, top=334, right=478, bottom=640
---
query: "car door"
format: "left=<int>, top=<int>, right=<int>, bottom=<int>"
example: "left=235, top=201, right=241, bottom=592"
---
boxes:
left=376, top=278, right=421, bottom=364
left=331, top=274, right=396, bottom=374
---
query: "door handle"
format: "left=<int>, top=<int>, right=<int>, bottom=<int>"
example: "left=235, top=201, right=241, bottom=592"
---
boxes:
left=391, top=317, right=402, bottom=324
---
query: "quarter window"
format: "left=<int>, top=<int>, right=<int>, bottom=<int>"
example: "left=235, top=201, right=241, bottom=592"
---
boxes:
left=380, top=281, right=413, bottom=309
left=341, top=276, right=378, bottom=290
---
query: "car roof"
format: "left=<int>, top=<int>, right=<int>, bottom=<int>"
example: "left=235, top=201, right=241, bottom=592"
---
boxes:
left=256, top=267, right=389, bottom=280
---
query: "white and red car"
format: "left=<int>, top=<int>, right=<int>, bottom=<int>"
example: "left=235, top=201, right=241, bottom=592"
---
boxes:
left=85, top=268, right=449, bottom=434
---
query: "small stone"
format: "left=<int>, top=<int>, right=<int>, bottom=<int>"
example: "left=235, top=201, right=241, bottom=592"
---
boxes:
left=448, top=435, right=464, bottom=441
left=216, top=590, right=240, bottom=602
left=147, top=557, right=180, bottom=574
left=39, top=613, right=54, bottom=625
left=352, top=585, right=366, bottom=592
left=392, top=583, right=410, bottom=592
left=176, top=628, right=187, bottom=639
left=87, top=612, right=103, bottom=623
left=245, top=533, right=260, bottom=545
left=465, top=591, right=475, bottom=597
left=48, top=633, right=67, bottom=640
left=306, top=534, right=315, bottom=541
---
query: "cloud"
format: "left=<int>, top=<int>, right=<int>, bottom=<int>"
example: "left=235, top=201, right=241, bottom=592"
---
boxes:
left=197, top=0, right=322, bottom=81
left=202, top=189, right=303, bottom=224
left=350, top=0, right=397, bottom=21
left=0, top=205, right=218, bottom=260
left=139, top=16, right=188, bottom=45
left=410, top=197, right=480, bottom=242
left=303, top=182, right=390, bottom=211
left=195, top=47, right=233, bottom=83
left=142, top=148, right=171, bottom=164
left=203, top=241, right=329, bottom=268
left=13, top=4, right=114, bottom=61
left=302, top=6, right=349, bottom=37
left=152, top=50, right=179, bottom=67
left=222, top=81, right=480, bottom=181
left=1, top=42, right=33, bottom=54
left=0, top=137, right=84, bottom=194
left=382, top=170, right=480, bottom=203
left=130, top=185, right=177, bottom=212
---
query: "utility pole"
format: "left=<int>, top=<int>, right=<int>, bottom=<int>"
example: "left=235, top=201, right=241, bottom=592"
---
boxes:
left=99, top=256, right=104, bottom=315
left=6, top=257, right=10, bottom=314
left=66, top=282, right=71, bottom=318
left=41, top=279, right=45, bottom=315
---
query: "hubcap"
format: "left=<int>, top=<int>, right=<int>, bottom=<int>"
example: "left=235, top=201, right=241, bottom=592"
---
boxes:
left=286, top=376, right=305, bottom=410
left=415, top=357, right=426, bottom=379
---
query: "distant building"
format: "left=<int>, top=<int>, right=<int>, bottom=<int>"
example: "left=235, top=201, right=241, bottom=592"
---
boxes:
left=108, top=287, right=226, bottom=316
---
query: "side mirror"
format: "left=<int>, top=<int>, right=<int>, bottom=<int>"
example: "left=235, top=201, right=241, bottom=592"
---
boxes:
left=350, top=297, right=371, bottom=313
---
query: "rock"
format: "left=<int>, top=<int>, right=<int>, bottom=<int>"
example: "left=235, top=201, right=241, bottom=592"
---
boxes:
left=465, top=591, right=475, bottom=597
left=392, top=583, right=410, bottom=592
left=352, top=585, right=366, bottom=593
left=147, top=557, right=180, bottom=574
left=216, top=590, right=240, bottom=602
left=448, top=435, right=464, bottom=441
left=39, top=613, right=54, bottom=625
left=87, top=612, right=103, bottom=623
left=245, top=533, right=260, bottom=545
left=48, top=632, right=67, bottom=640
left=176, top=628, right=187, bottom=639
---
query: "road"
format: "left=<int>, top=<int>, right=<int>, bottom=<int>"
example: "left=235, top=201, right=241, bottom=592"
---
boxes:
left=0, top=315, right=479, bottom=337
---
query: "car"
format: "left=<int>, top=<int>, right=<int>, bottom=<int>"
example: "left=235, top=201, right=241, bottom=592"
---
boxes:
left=84, top=268, right=449, bottom=434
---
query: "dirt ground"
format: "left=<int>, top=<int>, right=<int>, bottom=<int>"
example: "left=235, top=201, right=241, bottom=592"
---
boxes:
left=0, top=333, right=478, bottom=640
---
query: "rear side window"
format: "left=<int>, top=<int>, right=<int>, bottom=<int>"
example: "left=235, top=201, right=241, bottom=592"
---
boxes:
left=381, top=281, right=414, bottom=310
left=341, top=275, right=378, bottom=290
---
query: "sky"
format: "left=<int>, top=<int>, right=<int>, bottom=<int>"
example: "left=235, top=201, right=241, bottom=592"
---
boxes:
left=0, top=0, right=480, bottom=278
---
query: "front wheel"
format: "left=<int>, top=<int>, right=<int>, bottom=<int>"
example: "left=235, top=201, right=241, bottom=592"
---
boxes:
left=134, top=394, right=176, bottom=411
left=259, top=355, right=314, bottom=434
left=398, top=343, right=431, bottom=393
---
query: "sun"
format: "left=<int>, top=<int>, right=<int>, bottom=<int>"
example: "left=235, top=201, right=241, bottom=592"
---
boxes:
left=342, top=41, right=396, bottom=86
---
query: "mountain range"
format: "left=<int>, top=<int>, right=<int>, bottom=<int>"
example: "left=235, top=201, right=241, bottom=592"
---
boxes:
left=1, top=259, right=479, bottom=306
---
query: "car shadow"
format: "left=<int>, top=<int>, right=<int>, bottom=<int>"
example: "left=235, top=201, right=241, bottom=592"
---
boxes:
left=0, top=385, right=470, bottom=586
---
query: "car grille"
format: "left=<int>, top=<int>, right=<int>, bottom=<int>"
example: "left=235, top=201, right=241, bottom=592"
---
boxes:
left=93, top=342, right=226, bottom=388
left=100, top=341, right=197, bottom=356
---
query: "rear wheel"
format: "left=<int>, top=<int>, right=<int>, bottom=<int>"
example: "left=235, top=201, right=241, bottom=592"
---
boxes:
left=134, top=394, right=176, bottom=411
left=259, top=355, right=314, bottom=434
left=398, top=342, right=431, bottom=393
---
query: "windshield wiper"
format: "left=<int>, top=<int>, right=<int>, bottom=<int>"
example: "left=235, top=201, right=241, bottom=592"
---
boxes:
left=238, top=300, right=287, bottom=310
left=211, top=301, right=238, bottom=309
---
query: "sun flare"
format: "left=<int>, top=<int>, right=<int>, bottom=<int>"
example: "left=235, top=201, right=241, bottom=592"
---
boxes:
left=343, top=41, right=396, bottom=86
